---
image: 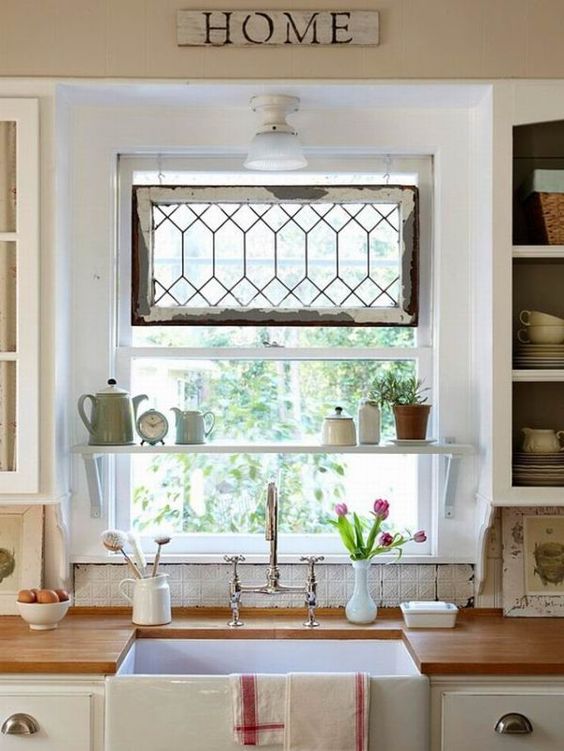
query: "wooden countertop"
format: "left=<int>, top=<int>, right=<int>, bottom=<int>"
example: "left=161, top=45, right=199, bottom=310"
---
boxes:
left=1, top=608, right=564, bottom=676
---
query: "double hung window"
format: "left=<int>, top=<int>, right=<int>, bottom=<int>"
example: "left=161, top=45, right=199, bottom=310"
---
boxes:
left=116, top=158, right=432, bottom=556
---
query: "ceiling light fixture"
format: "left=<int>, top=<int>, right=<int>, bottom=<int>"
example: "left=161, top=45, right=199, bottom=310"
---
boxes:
left=244, top=94, right=307, bottom=171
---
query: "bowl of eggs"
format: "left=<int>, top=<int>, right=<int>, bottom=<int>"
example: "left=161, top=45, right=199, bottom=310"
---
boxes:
left=16, top=589, right=71, bottom=630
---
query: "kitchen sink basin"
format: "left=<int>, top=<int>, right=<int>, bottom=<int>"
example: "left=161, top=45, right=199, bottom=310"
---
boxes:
left=106, top=638, right=429, bottom=751
left=116, top=637, right=421, bottom=676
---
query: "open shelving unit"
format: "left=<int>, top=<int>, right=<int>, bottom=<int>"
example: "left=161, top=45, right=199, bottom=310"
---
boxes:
left=72, top=441, right=474, bottom=521
left=511, top=118, right=564, bottom=494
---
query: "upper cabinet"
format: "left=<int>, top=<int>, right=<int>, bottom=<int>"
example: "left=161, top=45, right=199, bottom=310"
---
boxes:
left=511, top=111, right=564, bottom=502
left=0, top=99, right=39, bottom=494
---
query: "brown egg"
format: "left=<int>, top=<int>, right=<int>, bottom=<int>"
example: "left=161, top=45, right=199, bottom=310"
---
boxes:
left=55, top=589, right=70, bottom=602
left=17, top=589, right=37, bottom=603
left=36, top=589, right=60, bottom=604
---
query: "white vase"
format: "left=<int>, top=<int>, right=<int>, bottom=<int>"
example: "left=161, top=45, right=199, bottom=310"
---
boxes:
left=345, top=560, right=377, bottom=624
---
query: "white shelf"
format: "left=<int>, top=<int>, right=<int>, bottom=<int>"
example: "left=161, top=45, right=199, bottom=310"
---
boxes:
left=73, top=441, right=474, bottom=521
left=513, top=245, right=564, bottom=259
left=72, top=441, right=474, bottom=456
left=513, top=369, right=564, bottom=382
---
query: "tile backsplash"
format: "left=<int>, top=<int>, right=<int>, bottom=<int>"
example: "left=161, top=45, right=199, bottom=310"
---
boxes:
left=73, top=562, right=475, bottom=609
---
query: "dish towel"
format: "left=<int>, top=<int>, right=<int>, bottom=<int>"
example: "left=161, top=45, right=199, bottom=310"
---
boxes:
left=231, top=673, right=370, bottom=751
left=284, top=672, right=370, bottom=751
left=230, top=674, right=285, bottom=746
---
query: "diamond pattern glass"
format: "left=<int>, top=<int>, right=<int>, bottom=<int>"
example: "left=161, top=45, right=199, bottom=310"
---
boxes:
left=133, top=185, right=418, bottom=326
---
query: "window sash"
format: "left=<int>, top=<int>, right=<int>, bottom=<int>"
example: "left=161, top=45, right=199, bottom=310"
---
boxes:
left=131, top=184, right=419, bottom=327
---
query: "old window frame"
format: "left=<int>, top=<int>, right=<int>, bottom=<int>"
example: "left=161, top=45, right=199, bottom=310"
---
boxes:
left=114, top=157, right=432, bottom=556
left=132, top=184, right=419, bottom=327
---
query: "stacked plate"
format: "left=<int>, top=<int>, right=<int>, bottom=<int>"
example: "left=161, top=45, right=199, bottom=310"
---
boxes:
left=514, top=343, right=564, bottom=369
left=513, top=451, right=564, bottom=486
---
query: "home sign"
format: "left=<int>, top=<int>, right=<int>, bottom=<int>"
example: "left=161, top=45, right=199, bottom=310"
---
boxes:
left=177, top=10, right=380, bottom=47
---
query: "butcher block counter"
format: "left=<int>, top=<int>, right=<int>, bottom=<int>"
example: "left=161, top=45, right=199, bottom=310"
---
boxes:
left=0, top=608, right=563, bottom=676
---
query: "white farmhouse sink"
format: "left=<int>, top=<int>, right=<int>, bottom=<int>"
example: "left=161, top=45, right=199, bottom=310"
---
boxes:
left=106, top=638, right=429, bottom=751
left=117, top=637, right=420, bottom=676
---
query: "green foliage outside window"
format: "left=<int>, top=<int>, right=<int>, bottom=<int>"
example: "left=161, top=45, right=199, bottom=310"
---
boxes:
left=132, top=326, right=415, bottom=535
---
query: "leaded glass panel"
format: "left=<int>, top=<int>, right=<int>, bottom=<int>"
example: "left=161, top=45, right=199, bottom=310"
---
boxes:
left=132, top=184, right=418, bottom=326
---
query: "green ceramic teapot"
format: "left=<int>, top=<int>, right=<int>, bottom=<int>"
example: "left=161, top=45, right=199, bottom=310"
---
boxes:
left=78, top=379, right=148, bottom=446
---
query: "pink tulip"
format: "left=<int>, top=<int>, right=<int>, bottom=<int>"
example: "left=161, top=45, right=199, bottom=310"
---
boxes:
left=373, top=498, right=390, bottom=520
left=335, top=503, right=349, bottom=517
left=379, top=531, right=394, bottom=547
left=413, top=530, right=427, bottom=543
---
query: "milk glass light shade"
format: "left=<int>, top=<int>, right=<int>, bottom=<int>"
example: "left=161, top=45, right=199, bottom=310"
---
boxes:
left=244, top=130, right=307, bottom=171
left=244, top=94, right=307, bottom=171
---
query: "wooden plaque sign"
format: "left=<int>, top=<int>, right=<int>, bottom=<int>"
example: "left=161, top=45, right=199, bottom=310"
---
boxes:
left=177, top=10, right=379, bottom=47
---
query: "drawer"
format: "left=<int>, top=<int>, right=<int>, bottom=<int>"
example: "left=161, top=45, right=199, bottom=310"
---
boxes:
left=0, top=693, right=91, bottom=750
left=442, top=692, right=564, bottom=751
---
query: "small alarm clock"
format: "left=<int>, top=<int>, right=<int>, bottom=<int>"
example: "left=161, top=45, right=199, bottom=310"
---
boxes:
left=136, top=409, right=169, bottom=446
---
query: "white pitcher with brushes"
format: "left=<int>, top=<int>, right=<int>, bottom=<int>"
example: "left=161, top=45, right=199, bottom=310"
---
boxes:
left=119, top=574, right=171, bottom=626
left=101, top=529, right=172, bottom=625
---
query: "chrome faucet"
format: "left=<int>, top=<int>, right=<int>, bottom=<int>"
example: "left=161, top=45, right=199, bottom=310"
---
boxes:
left=225, top=481, right=324, bottom=628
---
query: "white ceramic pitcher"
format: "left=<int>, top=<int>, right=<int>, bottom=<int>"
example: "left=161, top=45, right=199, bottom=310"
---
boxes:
left=119, top=574, right=171, bottom=625
left=171, top=408, right=215, bottom=444
left=521, top=428, right=564, bottom=453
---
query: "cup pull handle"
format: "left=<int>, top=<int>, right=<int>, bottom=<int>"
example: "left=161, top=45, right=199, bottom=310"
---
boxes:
left=494, top=713, right=533, bottom=735
left=517, top=329, right=530, bottom=344
left=1, top=713, right=40, bottom=735
left=519, top=310, right=531, bottom=326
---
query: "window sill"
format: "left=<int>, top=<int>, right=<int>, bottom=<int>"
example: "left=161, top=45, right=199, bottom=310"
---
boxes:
left=72, top=553, right=473, bottom=565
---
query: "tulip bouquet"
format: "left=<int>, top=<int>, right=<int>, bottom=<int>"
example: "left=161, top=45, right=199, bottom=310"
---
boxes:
left=329, top=499, right=426, bottom=561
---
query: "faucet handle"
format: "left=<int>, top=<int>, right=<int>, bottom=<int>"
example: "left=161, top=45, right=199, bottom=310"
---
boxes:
left=300, top=555, right=325, bottom=577
left=225, top=554, right=246, bottom=577
left=300, top=555, right=325, bottom=564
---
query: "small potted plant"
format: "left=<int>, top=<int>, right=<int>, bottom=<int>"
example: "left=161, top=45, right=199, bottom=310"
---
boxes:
left=330, top=499, right=426, bottom=623
left=372, top=372, right=431, bottom=440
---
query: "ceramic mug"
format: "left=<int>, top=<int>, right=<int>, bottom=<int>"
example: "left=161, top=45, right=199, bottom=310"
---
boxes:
left=119, top=573, right=171, bottom=625
left=520, top=310, right=564, bottom=327
left=517, top=326, right=564, bottom=344
left=521, top=428, right=564, bottom=454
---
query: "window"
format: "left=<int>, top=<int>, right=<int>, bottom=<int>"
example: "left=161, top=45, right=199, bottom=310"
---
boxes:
left=132, top=184, right=419, bottom=326
left=115, top=159, right=432, bottom=556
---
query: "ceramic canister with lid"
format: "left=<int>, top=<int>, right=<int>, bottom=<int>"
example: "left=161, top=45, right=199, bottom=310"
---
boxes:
left=321, top=406, right=357, bottom=447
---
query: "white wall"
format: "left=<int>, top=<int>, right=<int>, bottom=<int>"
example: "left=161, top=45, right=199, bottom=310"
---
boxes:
left=0, top=0, right=563, bottom=80
left=64, top=81, right=491, bottom=563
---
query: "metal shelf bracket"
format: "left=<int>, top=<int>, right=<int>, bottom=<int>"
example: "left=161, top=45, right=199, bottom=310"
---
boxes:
left=82, top=454, right=104, bottom=519
left=442, top=437, right=461, bottom=519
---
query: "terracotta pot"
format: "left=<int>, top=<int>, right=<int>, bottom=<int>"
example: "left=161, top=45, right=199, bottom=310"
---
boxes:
left=393, top=404, right=431, bottom=440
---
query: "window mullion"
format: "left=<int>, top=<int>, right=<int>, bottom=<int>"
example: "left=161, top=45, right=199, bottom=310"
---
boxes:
left=117, top=345, right=426, bottom=362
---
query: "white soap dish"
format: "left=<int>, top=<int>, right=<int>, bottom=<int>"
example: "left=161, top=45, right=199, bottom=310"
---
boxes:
left=400, top=601, right=458, bottom=628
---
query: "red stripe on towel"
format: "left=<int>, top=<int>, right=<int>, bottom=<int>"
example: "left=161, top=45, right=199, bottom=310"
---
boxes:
left=234, top=724, right=285, bottom=731
left=241, top=675, right=258, bottom=746
left=356, top=673, right=365, bottom=751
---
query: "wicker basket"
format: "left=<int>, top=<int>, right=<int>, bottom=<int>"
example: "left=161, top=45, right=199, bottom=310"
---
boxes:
left=525, top=191, right=564, bottom=245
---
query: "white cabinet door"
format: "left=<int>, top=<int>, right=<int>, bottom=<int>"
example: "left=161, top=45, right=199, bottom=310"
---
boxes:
left=0, top=99, right=39, bottom=494
left=0, top=693, right=92, bottom=750
left=442, top=692, right=564, bottom=751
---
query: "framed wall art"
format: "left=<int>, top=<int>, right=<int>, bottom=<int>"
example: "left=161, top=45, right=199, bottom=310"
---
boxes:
left=0, top=505, right=43, bottom=614
left=503, top=506, right=564, bottom=617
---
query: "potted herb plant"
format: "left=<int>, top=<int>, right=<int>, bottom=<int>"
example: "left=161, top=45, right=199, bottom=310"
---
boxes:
left=372, top=372, right=431, bottom=440
left=330, top=499, right=426, bottom=623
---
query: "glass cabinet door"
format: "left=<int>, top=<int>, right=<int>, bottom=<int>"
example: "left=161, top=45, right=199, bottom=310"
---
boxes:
left=0, top=101, right=39, bottom=492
